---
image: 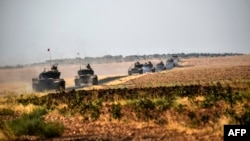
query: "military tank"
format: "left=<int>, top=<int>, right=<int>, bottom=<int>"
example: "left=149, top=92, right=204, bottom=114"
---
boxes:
left=142, top=61, right=155, bottom=73
left=32, top=64, right=65, bottom=92
left=155, top=61, right=166, bottom=72
left=172, top=54, right=179, bottom=67
left=128, top=61, right=143, bottom=75
left=166, top=58, right=175, bottom=69
left=74, top=64, right=98, bottom=86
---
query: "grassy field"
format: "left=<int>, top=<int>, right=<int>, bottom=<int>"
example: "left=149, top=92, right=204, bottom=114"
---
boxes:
left=0, top=55, right=249, bottom=140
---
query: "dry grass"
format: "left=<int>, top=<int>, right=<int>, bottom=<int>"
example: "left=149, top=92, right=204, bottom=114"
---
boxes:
left=1, top=55, right=249, bottom=92
left=124, top=55, right=250, bottom=87
left=0, top=55, right=249, bottom=140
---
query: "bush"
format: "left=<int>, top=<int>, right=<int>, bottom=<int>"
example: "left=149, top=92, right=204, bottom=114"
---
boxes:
left=5, top=116, right=45, bottom=136
left=89, top=103, right=101, bottom=120
left=129, top=98, right=156, bottom=120
left=137, top=98, right=155, bottom=110
left=42, top=122, right=65, bottom=138
left=232, top=108, right=250, bottom=125
left=111, top=103, right=122, bottom=119
left=3, top=107, right=64, bottom=138
left=201, top=84, right=222, bottom=108
left=17, top=95, right=40, bottom=106
left=176, top=104, right=187, bottom=113
left=77, top=100, right=102, bottom=120
left=155, top=96, right=176, bottom=110
left=188, top=111, right=200, bottom=127
left=0, top=108, right=15, bottom=116
left=224, top=87, right=243, bottom=108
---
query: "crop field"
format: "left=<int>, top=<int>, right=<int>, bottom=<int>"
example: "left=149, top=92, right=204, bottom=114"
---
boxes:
left=0, top=55, right=250, bottom=140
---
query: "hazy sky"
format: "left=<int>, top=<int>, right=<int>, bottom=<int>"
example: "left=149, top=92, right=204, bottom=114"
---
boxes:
left=0, top=0, right=249, bottom=66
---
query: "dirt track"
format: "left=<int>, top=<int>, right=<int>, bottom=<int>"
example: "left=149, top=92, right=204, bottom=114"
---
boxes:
left=0, top=55, right=250, bottom=94
left=1, top=55, right=250, bottom=140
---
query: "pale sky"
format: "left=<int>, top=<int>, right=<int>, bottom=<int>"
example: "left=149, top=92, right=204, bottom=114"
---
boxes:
left=0, top=0, right=249, bottom=66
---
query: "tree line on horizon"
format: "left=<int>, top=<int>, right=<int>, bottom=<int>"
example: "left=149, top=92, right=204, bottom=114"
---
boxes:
left=0, top=53, right=243, bottom=69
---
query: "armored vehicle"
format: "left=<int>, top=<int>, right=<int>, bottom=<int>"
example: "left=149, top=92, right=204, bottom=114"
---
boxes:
left=142, top=61, right=155, bottom=73
left=166, top=58, right=175, bottom=69
left=128, top=61, right=143, bottom=75
left=155, top=61, right=166, bottom=72
left=32, top=64, right=65, bottom=92
left=172, top=54, right=179, bottom=67
left=74, top=64, right=98, bottom=86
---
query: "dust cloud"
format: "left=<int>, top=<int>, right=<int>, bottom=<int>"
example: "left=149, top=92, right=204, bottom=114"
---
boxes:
left=0, top=61, right=136, bottom=94
left=1, top=55, right=249, bottom=95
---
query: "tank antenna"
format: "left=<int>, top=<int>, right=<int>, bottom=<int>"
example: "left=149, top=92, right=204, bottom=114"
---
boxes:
left=77, top=52, right=81, bottom=69
left=48, top=48, right=51, bottom=67
left=84, top=51, right=87, bottom=66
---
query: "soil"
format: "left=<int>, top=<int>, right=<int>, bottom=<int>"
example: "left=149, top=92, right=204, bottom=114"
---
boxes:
left=1, top=55, right=250, bottom=140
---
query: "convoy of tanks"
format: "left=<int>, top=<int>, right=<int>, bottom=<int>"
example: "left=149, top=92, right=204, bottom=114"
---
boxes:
left=128, top=61, right=156, bottom=75
left=32, top=55, right=179, bottom=92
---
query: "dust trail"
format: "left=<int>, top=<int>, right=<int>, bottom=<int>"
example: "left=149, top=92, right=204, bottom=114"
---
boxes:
left=1, top=55, right=249, bottom=95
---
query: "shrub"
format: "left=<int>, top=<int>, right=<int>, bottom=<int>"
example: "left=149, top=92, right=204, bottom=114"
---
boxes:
left=188, top=111, right=200, bottom=127
left=237, top=109, right=250, bottom=125
left=201, top=84, right=222, bottom=108
left=230, top=108, right=250, bottom=125
left=201, top=114, right=210, bottom=124
left=77, top=100, right=102, bottom=120
left=3, top=107, right=64, bottom=138
left=42, top=121, right=65, bottom=138
left=154, top=118, right=168, bottom=125
left=223, top=87, right=243, bottom=108
left=89, top=103, right=101, bottom=120
left=58, top=106, right=68, bottom=116
left=175, top=104, right=186, bottom=113
left=0, top=108, right=15, bottom=116
left=23, top=107, right=47, bottom=119
left=130, top=98, right=156, bottom=120
left=111, top=103, right=122, bottom=119
left=17, top=95, right=40, bottom=106
left=155, top=96, right=176, bottom=110
left=5, top=116, right=45, bottom=136
left=201, top=84, right=242, bottom=108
